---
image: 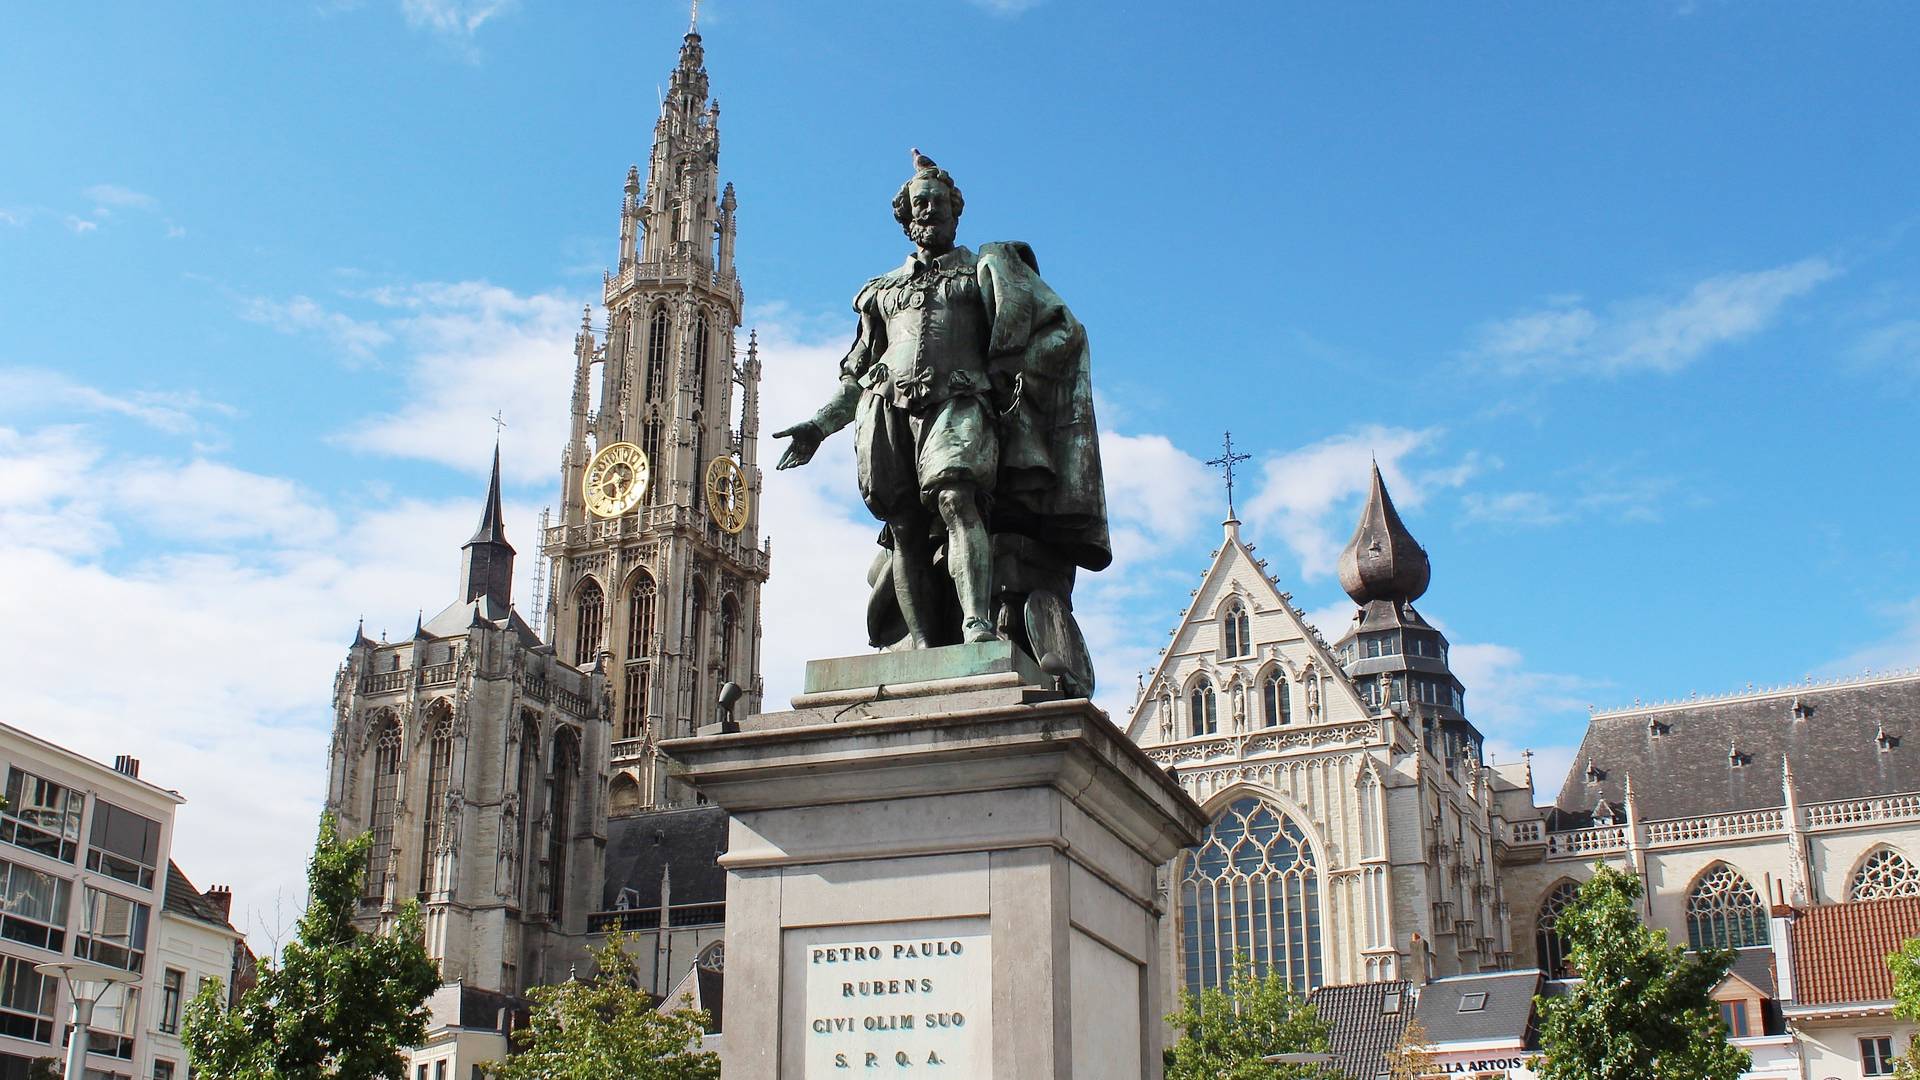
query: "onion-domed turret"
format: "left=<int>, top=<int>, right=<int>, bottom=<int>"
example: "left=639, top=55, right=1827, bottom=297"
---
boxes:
left=1337, top=463, right=1431, bottom=605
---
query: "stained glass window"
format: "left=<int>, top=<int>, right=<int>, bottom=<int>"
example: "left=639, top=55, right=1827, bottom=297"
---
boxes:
left=1851, top=847, right=1920, bottom=900
left=1686, top=864, right=1769, bottom=950
left=1180, top=796, right=1322, bottom=996
left=365, top=716, right=401, bottom=902
left=1535, top=880, right=1580, bottom=977
left=1262, top=672, right=1291, bottom=727
left=1190, top=678, right=1218, bottom=737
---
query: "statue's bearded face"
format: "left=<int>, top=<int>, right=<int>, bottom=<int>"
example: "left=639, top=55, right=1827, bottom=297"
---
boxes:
left=904, top=177, right=959, bottom=253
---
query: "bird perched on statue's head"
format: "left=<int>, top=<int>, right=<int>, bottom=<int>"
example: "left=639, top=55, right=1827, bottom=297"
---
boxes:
left=911, top=147, right=938, bottom=171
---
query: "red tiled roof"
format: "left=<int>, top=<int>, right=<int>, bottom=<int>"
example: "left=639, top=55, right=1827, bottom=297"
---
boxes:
left=1791, top=896, right=1920, bottom=1007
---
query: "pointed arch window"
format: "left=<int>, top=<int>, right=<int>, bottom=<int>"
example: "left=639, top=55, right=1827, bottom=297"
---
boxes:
left=364, top=715, right=402, bottom=902
left=1686, top=864, right=1770, bottom=950
left=719, top=595, right=740, bottom=679
left=1190, top=677, right=1218, bottom=737
left=547, top=730, right=578, bottom=921
left=515, top=715, right=539, bottom=893
left=1535, top=880, right=1580, bottom=977
left=621, top=665, right=649, bottom=742
left=641, top=415, right=664, bottom=502
left=692, top=313, right=710, bottom=403
left=1852, top=847, right=1920, bottom=900
left=1222, top=601, right=1251, bottom=658
left=627, top=572, right=658, bottom=659
left=691, top=412, right=706, bottom=481
left=574, top=580, right=604, bottom=667
left=1262, top=671, right=1291, bottom=727
left=688, top=580, right=708, bottom=724
left=645, top=308, right=670, bottom=399
left=1180, top=796, right=1322, bottom=996
left=418, top=704, right=454, bottom=897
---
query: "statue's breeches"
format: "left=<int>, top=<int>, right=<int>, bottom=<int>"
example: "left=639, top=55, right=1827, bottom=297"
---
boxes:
left=854, top=393, right=999, bottom=521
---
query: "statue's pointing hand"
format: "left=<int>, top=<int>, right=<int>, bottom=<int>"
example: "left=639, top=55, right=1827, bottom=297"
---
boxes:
left=772, top=421, right=823, bottom=470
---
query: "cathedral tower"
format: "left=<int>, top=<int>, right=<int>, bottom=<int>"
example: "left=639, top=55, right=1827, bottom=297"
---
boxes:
left=544, top=26, right=768, bottom=813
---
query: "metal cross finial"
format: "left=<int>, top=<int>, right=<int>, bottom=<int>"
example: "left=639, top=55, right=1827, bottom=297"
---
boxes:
left=491, top=411, right=508, bottom=439
left=1205, top=431, right=1252, bottom=519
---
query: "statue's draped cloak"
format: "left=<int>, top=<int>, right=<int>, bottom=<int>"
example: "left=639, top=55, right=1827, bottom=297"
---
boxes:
left=975, top=240, right=1112, bottom=572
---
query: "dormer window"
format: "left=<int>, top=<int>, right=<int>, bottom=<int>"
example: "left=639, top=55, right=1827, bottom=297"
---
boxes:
left=1458, top=991, right=1487, bottom=1013
left=1381, top=988, right=1402, bottom=1015
left=1729, top=748, right=1752, bottom=768
left=1649, top=720, right=1672, bottom=737
left=1880, top=727, right=1901, bottom=752
left=1222, top=601, right=1251, bottom=658
left=1790, top=697, right=1812, bottom=721
left=1585, top=762, right=1607, bottom=783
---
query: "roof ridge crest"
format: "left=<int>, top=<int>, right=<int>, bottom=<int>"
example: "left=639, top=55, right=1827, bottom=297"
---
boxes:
left=1590, top=665, right=1920, bottom=718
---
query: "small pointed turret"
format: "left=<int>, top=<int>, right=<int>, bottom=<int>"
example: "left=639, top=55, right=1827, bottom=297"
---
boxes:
left=460, top=443, right=516, bottom=610
left=1337, top=463, right=1431, bottom=605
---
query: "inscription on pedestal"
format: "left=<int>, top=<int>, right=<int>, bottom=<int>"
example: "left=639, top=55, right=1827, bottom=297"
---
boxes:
left=798, top=922, right=990, bottom=1076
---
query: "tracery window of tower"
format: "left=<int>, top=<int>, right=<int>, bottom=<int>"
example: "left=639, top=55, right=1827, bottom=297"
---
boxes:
left=1535, top=880, right=1580, bottom=978
left=1180, top=796, right=1321, bottom=996
left=418, top=703, right=454, bottom=897
left=1222, top=601, right=1250, bottom=658
left=516, top=715, right=539, bottom=895
left=574, top=580, right=604, bottom=667
left=622, top=665, right=649, bottom=742
left=645, top=308, right=670, bottom=399
left=547, top=729, right=578, bottom=921
left=688, top=579, right=708, bottom=723
left=1262, top=671, right=1291, bottom=727
left=719, top=594, right=739, bottom=678
left=692, top=313, right=709, bottom=402
left=627, top=571, right=658, bottom=658
left=691, top=412, right=706, bottom=487
left=1685, top=864, right=1770, bottom=950
left=642, top=416, right=664, bottom=497
left=1190, top=677, right=1218, bottom=737
left=363, top=714, right=402, bottom=902
left=1852, top=847, right=1920, bottom=900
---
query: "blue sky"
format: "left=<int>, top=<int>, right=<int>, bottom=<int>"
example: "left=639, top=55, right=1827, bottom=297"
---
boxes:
left=4, top=0, right=1918, bottom=935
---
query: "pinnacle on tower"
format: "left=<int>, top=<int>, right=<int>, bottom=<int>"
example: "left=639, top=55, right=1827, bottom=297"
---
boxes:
left=1337, top=463, right=1431, bottom=605
left=460, top=442, right=516, bottom=610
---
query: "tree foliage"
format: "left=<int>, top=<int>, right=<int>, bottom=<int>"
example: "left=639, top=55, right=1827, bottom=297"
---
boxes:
left=1164, top=958, right=1340, bottom=1080
left=1888, top=936, right=1920, bottom=1078
left=183, top=813, right=442, bottom=1079
left=1534, top=865, right=1751, bottom=1080
left=1381, top=1015, right=1438, bottom=1080
left=483, top=931, right=718, bottom=1080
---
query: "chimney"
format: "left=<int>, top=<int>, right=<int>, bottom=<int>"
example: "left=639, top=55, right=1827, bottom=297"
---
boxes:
left=204, top=886, right=233, bottom=921
left=113, top=755, right=140, bottom=779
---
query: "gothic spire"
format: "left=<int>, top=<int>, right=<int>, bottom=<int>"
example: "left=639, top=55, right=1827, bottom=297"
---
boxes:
left=1337, top=463, right=1431, bottom=605
left=460, top=442, right=515, bottom=610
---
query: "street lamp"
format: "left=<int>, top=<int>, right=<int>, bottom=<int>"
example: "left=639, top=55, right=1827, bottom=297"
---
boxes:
left=35, top=961, right=135, bottom=1080
left=1262, top=1051, right=1338, bottom=1071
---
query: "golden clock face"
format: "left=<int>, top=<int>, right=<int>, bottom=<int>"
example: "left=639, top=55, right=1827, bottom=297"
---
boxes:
left=583, top=442, right=649, bottom=519
left=704, top=455, right=750, bottom=535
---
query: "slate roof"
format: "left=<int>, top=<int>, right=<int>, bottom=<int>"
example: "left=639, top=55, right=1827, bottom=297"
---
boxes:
left=162, top=861, right=234, bottom=930
left=1725, top=946, right=1778, bottom=1000
left=1308, top=980, right=1411, bottom=1080
left=602, top=805, right=729, bottom=911
left=421, top=595, right=542, bottom=647
left=1790, top=895, right=1920, bottom=1007
left=658, top=964, right=725, bottom=1032
left=1554, top=672, right=1920, bottom=824
left=1410, top=970, right=1542, bottom=1048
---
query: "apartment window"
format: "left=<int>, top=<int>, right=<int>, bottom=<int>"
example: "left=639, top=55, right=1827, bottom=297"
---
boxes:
left=416, top=1065, right=429, bottom=1080
left=0, top=955, right=56, bottom=1043
left=76, top=887, right=150, bottom=973
left=1717, top=1000, right=1750, bottom=1038
left=86, top=802, right=162, bottom=890
left=152, top=1062, right=175, bottom=1080
left=2, top=767, right=85, bottom=863
left=159, top=969, right=185, bottom=1034
left=83, top=984, right=138, bottom=1059
left=1863, top=1036, right=1896, bottom=1076
left=434, top=1062, right=447, bottom=1080
left=0, top=856, right=72, bottom=951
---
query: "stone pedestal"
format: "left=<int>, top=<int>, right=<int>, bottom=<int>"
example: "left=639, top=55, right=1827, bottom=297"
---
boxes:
left=661, top=643, right=1206, bottom=1079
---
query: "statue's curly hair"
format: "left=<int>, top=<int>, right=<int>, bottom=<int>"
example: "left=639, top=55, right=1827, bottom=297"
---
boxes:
left=892, top=167, right=965, bottom=228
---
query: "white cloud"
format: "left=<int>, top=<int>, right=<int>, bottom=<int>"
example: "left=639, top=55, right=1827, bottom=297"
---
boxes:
left=0, top=368, right=232, bottom=435
left=1822, top=596, right=1920, bottom=678
left=400, top=0, right=515, bottom=37
left=1854, top=318, right=1920, bottom=376
left=1460, top=490, right=1568, bottom=528
left=83, top=183, right=158, bottom=210
left=1240, top=425, right=1463, bottom=580
left=1450, top=641, right=1598, bottom=803
left=239, top=293, right=395, bottom=360
left=65, top=216, right=97, bottom=234
left=967, top=0, right=1043, bottom=13
left=1470, top=257, right=1837, bottom=376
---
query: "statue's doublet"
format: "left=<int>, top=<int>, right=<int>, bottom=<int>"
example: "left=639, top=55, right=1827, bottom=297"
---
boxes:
left=846, top=246, right=992, bottom=413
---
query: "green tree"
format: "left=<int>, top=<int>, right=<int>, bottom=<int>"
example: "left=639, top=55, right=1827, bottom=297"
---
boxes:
left=1534, top=865, right=1751, bottom=1080
left=1164, top=958, right=1340, bottom=1080
left=483, top=931, right=718, bottom=1080
left=1888, top=936, right=1920, bottom=1077
left=183, top=813, right=442, bottom=1079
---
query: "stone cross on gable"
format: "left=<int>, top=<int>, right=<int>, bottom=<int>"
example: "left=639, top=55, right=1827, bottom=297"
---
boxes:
left=1205, top=431, right=1252, bottom=520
